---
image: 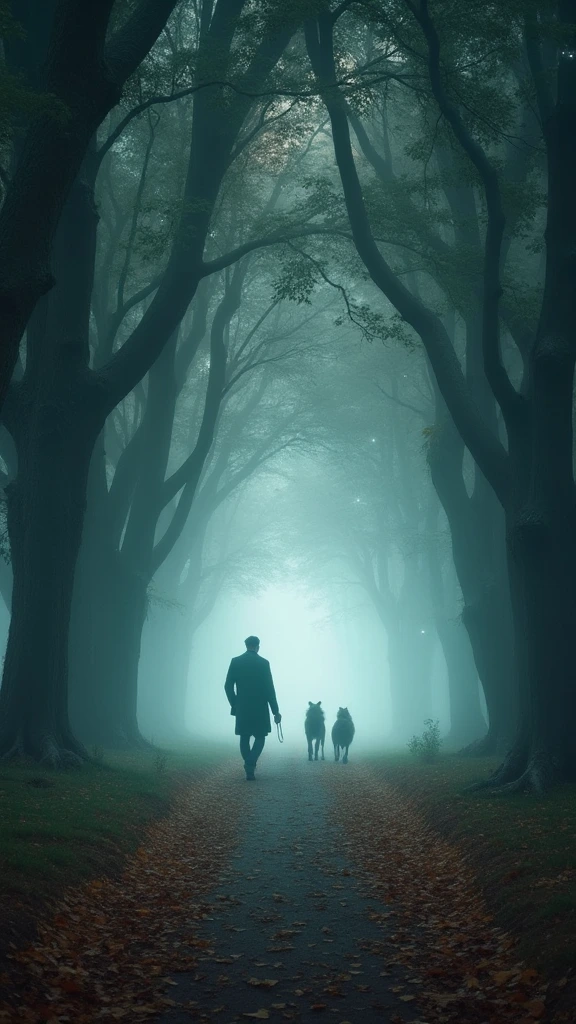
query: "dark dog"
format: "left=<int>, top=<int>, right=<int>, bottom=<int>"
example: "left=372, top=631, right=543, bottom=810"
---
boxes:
left=331, top=707, right=355, bottom=763
left=305, top=701, right=325, bottom=761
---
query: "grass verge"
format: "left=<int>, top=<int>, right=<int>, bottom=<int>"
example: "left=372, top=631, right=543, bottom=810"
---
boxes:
left=0, top=740, right=231, bottom=968
left=371, top=753, right=576, bottom=1019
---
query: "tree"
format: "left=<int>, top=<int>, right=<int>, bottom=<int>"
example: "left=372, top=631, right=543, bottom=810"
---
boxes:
left=0, top=0, right=302, bottom=764
left=305, top=1, right=576, bottom=790
left=0, top=0, right=180, bottom=410
left=69, top=257, right=312, bottom=747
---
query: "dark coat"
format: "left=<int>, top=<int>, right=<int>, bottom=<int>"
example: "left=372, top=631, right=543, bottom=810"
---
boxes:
left=224, top=651, right=279, bottom=737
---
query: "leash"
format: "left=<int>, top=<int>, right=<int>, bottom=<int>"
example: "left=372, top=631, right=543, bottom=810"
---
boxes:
left=276, top=721, right=284, bottom=743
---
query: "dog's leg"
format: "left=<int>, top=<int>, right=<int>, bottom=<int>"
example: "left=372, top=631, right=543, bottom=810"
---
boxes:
left=343, top=744, right=349, bottom=764
left=307, top=736, right=313, bottom=761
left=321, top=735, right=325, bottom=760
left=314, top=737, right=319, bottom=760
left=334, top=744, right=340, bottom=762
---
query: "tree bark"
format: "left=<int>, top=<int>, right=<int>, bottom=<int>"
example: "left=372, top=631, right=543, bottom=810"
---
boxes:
left=0, top=0, right=180, bottom=412
left=0, top=395, right=97, bottom=763
left=428, top=410, right=516, bottom=753
left=435, top=616, right=486, bottom=749
left=0, top=157, right=102, bottom=763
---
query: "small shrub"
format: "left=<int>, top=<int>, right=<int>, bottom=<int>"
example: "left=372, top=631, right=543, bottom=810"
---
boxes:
left=407, top=718, right=442, bottom=762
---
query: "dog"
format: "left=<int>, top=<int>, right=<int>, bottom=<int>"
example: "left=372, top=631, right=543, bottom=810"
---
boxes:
left=331, top=707, right=355, bottom=763
left=304, top=701, right=325, bottom=761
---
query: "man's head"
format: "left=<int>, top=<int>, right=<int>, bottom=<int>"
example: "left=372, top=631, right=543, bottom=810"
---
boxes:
left=245, top=635, right=260, bottom=652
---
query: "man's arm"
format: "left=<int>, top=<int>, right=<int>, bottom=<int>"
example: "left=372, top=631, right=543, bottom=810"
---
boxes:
left=264, top=660, right=281, bottom=720
left=224, top=661, right=237, bottom=713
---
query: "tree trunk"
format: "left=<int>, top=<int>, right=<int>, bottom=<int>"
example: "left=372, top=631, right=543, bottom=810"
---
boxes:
left=428, top=409, right=516, bottom=754
left=70, top=510, right=151, bottom=749
left=0, top=154, right=101, bottom=765
left=459, top=567, right=516, bottom=755
left=435, top=615, right=486, bottom=749
left=0, top=408, right=95, bottom=764
left=487, top=509, right=576, bottom=791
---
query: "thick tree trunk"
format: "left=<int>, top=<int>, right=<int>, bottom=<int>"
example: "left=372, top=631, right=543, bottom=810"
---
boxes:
left=70, top=542, right=150, bottom=749
left=0, top=157, right=101, bottom=765
left=459, top=569, right=516, bottom=755
left=435, top=615, right=486, bottom=749
left=0, top=413, right=95, bottom=764
left=428, top=410, right=516, bottom=754
left=486, top=511, right=576, bottom=791
left=480, top=23, right=576, bottom=792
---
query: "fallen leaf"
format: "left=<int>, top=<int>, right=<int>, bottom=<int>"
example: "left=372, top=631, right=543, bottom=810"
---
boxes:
left=493, top=969, right=521, bottom=986
left=242, top=1012, right=270, bottom=1020
left=465, top=976, right=480, bottom=989
left=248, top=978, right=279, bottom=988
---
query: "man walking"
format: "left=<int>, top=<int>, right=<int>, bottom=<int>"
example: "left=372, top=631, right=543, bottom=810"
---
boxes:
left=225, top=636, right=282, bottom=780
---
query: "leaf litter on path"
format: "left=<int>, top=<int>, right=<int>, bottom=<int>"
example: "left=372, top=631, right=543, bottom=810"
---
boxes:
left=326, top=763, right=550, bottom=1024
left=0, top=763, right=246, bottom=1024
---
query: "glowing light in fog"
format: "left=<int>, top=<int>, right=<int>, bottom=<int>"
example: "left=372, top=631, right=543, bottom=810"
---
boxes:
left=185, top=585, right=390, bottom=745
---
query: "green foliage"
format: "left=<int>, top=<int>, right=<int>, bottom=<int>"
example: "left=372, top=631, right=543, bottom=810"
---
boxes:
left=407, top=718, right=442, bottom=762
left=273, top=249, right=319, bottom=305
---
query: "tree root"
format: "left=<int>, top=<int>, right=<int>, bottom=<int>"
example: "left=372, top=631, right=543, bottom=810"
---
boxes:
left=464, top=747, right=561, bottom=796
left=0, top=729, right=88, bottom=768
left=462, top=744, right=525, bottom=793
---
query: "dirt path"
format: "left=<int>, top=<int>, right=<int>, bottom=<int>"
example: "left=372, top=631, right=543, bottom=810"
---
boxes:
left=1, top=751, right=549, bottom=1024
left=157, top=752, right=546, bottom=1024
left=157, top=753, right=414, bottom=1024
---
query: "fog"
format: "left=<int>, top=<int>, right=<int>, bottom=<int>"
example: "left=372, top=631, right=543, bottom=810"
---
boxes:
left=185, top=586, right=391, bottom=748
left=0, top=0, right=569, bottom=798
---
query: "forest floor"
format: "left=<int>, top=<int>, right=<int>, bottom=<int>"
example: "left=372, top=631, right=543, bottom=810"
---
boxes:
left=1, top=748, right=573, bottom=1024
left=374, top=754, right=576, bottom=1020
left=0, top=746, right=228, bottom=975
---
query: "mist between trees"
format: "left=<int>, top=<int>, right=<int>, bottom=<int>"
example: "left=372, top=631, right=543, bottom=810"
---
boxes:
left=0, top=0, right=573, bottom=794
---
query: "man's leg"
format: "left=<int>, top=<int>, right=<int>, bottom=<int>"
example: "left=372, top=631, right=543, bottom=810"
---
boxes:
left=240, top=735, right=257, bottom=780
left=250, top=735, right=266, bottom=766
